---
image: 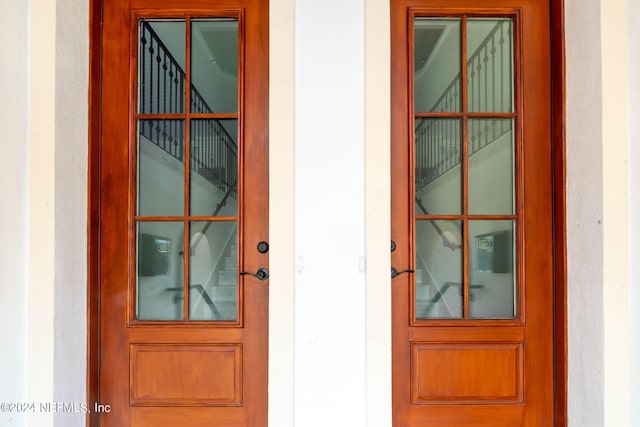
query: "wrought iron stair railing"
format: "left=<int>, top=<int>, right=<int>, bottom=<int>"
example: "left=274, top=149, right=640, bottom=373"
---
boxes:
left=138, top=21, right=237, bottom=197
left=415, top=20, right=513, bottom=192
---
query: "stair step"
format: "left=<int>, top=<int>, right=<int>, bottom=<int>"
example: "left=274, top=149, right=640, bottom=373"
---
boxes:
left=224, top=256, right=236, bottom=270
left=218, top=270, right=237, bottom=286
left=206, top=284, right=237, bottom=301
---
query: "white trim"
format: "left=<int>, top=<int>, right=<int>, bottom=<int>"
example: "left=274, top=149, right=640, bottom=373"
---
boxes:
left=268, top=0, right=296, bottom=426
left=364, top=0, right=392, bottom=425
left=27, top=0, right=57, bottom=425
left=601, top=0, right=631, bottom=424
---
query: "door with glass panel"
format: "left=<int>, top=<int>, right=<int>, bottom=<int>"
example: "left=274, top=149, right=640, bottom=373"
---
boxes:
left=391, top=1, right=553, bottom=425
left=99, top=1, right=268, bottom=426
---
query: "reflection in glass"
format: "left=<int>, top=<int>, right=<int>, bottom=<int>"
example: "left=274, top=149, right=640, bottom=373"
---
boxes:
left=137, top=120, right=185, bottom=216
left=467, top=18, right=514, bottom=113
left=414, top=18, right=461, bottom=112
left=468, top=119, right=514, bottom=214
left=469, top=220, right=516, bottom=319
left=189, top=222, right=238, bottom=321
left=190, top=120, right=238, bottom=216
left=415, top=119, right=462, bottom=215
left=191, top=19, right=239, bottom=114
left=415, top=220, right=463, bottom=319
left=137, top=221, right=184, bottom=320
left=138, top=20, right=186, bottom=115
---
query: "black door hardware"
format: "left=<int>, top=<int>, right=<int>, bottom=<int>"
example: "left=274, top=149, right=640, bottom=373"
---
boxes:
left=391, top=267, right=415, bottom=279
left=257, top=241, right=269, bottom=253
left=240, top=268, right=269, bottom=281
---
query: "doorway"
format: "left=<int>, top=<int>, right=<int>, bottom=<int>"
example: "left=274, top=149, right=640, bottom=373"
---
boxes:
left=391, top=1, right=560, bottom=425
left=91, top=1, right=268, bottom=426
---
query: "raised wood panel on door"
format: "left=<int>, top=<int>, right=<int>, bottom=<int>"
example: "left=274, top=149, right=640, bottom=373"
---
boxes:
left=391, top=0, right=554, bottom=426
left=411, top=342, right=523, bottom=404
left=130, top=344, right=242, bottom=406
left=97, top=0, right=268, bottom=426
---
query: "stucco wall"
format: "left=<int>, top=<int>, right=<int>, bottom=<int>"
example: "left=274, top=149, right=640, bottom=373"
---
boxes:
left=0, top=0, right=29, bottom=425
left=565, top=0, right=605, bottom=424
left=294, top=1, right=367, bottom=425
left=566, top=0, right=637, bottom=425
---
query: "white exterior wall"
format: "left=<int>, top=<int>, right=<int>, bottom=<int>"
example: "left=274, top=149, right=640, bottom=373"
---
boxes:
left=0, top=0, right=29, bottom=426
left=0, top=0, right=638, bottom=426
left=53, top=0, right=89, bottom=425
left=293, top=1, right=367, bottom=424
left=565, top=0, right=605, bottom=424
left=565, top=0, right=637, bottom=425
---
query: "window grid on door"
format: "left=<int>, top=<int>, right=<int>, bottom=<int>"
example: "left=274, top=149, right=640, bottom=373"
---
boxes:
left=411, top=12, right=522, bottom=322
left=131, top=14, right=243, bottom=323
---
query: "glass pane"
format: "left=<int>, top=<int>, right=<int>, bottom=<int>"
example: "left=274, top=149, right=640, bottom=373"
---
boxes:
left=191, top=19, right=239, bottom=113
left=137, top=120, right=185, bottom=216
left=138, top=20, right=186, bottom=114
left=468, top=119, right=515, bottom=214
left=469, top=220, right=516, bottom=319
left=415, top=118, right=462, bottom=215
left=467, top=18, right=514, bottom=113
left=189, top=221, right=238, bottom=321
left=416, top=220, right=463, bottom=319
left=137, top=221, right=184, bottom=320
left=190, top=120, right=238, bottom=216
left=414, top=18, right=461, bottom=112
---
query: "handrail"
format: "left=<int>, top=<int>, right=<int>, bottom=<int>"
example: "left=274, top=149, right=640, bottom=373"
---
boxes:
left=415, top=197, right=461, bottom=251
left=165, top=284, right=222, bottom=318
left=415, top=20, right=512, bottom=190
left=415, top=249, right=455, bottom=317
left=139, top=20, right=237, bottom=196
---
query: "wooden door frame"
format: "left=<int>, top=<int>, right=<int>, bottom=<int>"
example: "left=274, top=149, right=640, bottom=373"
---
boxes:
left=87, top=0, right=270, bottom=425
left=389, top=0, right=567, bottom=424
left=86, top=0, right=566, bottom=425
left=550, top=0, right=567, bottom=424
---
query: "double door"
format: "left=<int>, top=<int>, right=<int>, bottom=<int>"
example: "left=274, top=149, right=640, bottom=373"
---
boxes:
left=96, top=0, right=556, bottom=425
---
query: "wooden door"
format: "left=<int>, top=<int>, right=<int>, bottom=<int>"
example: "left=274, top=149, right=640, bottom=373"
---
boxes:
left=391, top=1, right=554, bottom=425
left=98, top=1, right=268, bottom=426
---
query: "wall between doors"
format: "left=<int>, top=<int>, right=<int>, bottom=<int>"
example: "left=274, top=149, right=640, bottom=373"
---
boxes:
left=0, top=0, right=637, bottom=426
left=293, top=0, right=367, bottom=425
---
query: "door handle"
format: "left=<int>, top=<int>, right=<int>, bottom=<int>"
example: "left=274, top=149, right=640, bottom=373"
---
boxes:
left=391, top=267, right=414, bottom=279
left=240, top=267, right=269, bottom=281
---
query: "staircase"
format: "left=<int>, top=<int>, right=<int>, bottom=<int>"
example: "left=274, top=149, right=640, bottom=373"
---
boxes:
left=415, top=19, right=513, bottom=191
left=200, top=242, right=238, bottom=320
left=138, top=20, right=238, bottom=199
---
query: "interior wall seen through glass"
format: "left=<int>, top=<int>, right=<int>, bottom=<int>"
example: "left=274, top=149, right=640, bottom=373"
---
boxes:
left=415, top=220, right=463, bottom=319
left=414, top=18, right=461, bottom=112
left=468, top=220, right=516, bottom=319
left=137, top=221, right=185, bottom=321
left=189, top=222, right=238, bottom=321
